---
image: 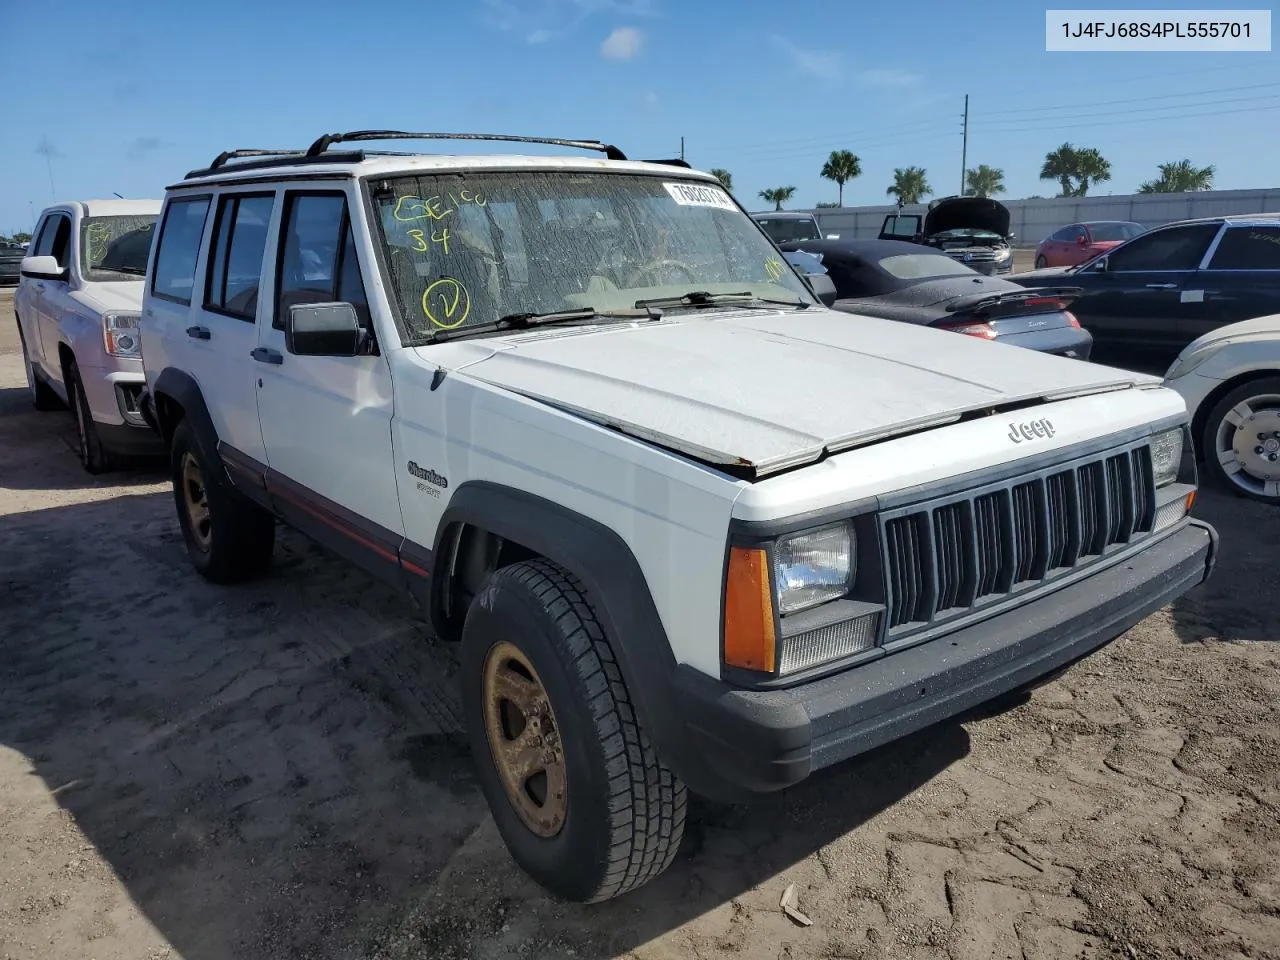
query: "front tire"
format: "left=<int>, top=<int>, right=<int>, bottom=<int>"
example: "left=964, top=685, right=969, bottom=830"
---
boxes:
left=66, top=360, right=114, bottom=474
left=1202, top=376, right=1280, bottom=505
left=460, top=559, right=687, bottom=903
left=170, top=420, right=276, bottom=582
left=1034, top=254, right=1048, bottom=269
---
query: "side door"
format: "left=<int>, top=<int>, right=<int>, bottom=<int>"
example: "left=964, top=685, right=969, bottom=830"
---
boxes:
left=33, top=212, right=73, bottom=366
left=17, top=214, right=57, bottom=374
left=879, top=214, right=922, bottom=242
left=254, top=189, right=404, bottom=576
left=1072, top=222, right=1222, bottom=351
left=189, top=190, right=276, bottom=466
left=1064, top=225, right=1089, bottom=265
left=1181, top=224, right=1280, bottom=343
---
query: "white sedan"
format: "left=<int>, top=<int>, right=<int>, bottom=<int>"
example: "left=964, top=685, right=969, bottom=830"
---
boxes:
left=1164, top=314, right=1280, bottom=505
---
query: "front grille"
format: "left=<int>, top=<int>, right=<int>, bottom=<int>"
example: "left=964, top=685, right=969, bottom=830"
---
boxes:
left=881, top=444, right=1157, bottom=634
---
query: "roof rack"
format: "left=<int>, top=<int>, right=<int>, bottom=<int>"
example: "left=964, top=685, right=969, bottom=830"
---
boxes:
left=208, top=149, right=307, bottom=170
left=303, top=130, right=628, bottom=161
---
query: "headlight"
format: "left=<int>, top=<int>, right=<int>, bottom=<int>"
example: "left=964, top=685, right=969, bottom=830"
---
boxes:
left=1150, top=428, right=1183, bottom=487
left=103, top=311, right=142, bottom=358
left=993, top=247, right=1012, bottom=260
left=773, top=522, right=854, bottom=615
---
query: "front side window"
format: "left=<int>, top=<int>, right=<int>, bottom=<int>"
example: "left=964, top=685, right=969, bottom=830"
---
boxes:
left=275, top=192, right=370, bottom=331
left=152, top=197, right=211, bottom=304
left=882, top=215, right=921, bottom=238
left=205, top=194, right=274, bottom=319
left=369, top=172, right=813, bottom=343
left=1206, top=226, right=1280, bottom=270
left=1103, top=223, right=1221, bottom=272
left=81, top=215, right=157, bottom=281
left=34, top=214, right=71, bottom=268
left=1087, top=222, right=1143, bottom=243
left=1050, top=227, right=1075, bottom=242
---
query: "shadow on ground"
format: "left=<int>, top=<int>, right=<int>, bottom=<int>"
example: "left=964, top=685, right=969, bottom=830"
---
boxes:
left=1172, top=486, right=1278, bottom=645
left=0, top=493, right=972, bottom=960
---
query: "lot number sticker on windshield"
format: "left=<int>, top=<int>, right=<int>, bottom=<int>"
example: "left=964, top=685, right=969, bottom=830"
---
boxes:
left=663, top=182, right=737, bottom=211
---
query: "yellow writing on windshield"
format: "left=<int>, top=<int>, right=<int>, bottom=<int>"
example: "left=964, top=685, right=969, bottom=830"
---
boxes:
left=393, top=189, right=487, bottom=223
left=87, top=223, right=113, bottom=263
left=423, top=277, right=471, bottom=329
left=764, top=257, right=784, bottom=282
left=408, top=228, right=452, bottom=255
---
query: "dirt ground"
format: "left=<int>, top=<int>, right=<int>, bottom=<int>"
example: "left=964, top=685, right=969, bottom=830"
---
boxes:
left=1, top=284, right=1278, bottom=960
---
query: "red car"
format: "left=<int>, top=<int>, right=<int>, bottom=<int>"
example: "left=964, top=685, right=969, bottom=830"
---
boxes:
left=1033, top=220, right=1144, bottom=268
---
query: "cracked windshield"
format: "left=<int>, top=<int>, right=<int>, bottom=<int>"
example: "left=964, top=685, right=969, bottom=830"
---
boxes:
left=371, top=172, right=813, bottom=340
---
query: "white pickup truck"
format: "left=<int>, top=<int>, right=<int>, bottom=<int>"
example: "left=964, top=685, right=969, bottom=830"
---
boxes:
left=136, top=132, right=1218, bottom=904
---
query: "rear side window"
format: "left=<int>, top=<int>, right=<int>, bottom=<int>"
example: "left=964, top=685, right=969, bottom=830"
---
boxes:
left=275, top=192, right=370, bottom=331
left=1207, top=226, right=1280, bottom=270
left=152, top=197, right=211, bottom=304
left=205, top=194, right=275, bottom=320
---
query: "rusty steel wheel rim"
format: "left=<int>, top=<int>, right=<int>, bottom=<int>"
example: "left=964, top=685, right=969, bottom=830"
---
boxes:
left=180, top=452, right=213, bottom=552
left=481, top=641, right=568, bottom=838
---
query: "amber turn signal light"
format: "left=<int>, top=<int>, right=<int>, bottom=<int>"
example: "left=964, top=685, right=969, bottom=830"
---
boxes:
left=723, top=546, right=777, bottom=673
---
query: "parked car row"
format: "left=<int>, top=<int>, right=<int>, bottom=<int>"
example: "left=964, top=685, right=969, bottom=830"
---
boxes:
left=9, top=131, right=1222, bottom=906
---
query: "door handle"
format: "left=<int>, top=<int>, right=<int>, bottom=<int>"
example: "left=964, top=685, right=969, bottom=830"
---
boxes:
left=1145, top=283, right=1178, bottom=290
left=250, top=346, right=283, bottom=365
left=185, top=325, right=211, bottom=340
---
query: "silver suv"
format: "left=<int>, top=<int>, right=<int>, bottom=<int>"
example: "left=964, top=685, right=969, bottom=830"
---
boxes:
left=14, top=200, right=164, bottom=472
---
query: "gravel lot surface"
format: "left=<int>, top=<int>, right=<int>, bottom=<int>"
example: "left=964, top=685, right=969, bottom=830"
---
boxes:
left=1, top=285, right=1277, bottom=960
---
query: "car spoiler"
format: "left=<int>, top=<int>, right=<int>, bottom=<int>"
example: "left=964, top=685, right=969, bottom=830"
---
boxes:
left=944, top=286, right=1083, bottom=316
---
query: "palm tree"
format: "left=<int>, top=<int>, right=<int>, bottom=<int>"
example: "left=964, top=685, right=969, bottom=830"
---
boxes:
left=1040, top=143, right=1079, bottom=197
left=1074, top=147, right=1112, bottom=196
left=964, top=165, right=1006, bottom=198
left=758, top=186, right=797, bottom=211
left=1138, top=159, right=1215, bottom=193
left=820, top=150, right=862, bottom=206
left=886, top=167, right=931, bottom=205
left=708, top=168, right=733, bottom=191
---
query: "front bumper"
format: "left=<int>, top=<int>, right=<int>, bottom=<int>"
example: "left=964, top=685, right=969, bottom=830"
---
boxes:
left=671, top=518, right=1216, bottom=802
left=79, top=366, right=165, bottom=456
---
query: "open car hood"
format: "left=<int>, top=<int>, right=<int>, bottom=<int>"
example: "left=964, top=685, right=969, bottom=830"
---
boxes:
left=925, top=196, right=1011, bottom=239
left=437, top=308, right=1157, bottom=478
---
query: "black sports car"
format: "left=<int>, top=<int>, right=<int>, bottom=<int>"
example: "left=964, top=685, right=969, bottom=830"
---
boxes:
left=778, top=238, right=1092, bottom=359
left=878, top=196, right=1016, bottom=276
left=1009, top=214, right=1280, bottom=361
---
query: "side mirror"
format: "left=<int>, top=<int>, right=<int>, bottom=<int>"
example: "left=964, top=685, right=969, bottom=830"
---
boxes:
left=21, top=255, right=66, bottom=281
left=1008, top=232, right=1017, bottom=241
left=286, top=302, right=366, bottom=356
left=1076, top=234, right=1088, bottom=245
left=806, top=273, right=838, bottom=308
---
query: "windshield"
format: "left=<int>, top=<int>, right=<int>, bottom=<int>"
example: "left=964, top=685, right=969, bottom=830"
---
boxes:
left=1088, top=222, right=1143, bottom=242
left=879, top=253, right=978, bottom=280
left=369, top=172, right=813, bottom=342
left=80, top=215, right=158, bottom=280
left=755, top=217, right=821, bottom=243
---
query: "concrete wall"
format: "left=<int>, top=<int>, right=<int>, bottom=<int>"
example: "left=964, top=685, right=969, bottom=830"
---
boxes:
left=799, top=188, right=1280, bottom=247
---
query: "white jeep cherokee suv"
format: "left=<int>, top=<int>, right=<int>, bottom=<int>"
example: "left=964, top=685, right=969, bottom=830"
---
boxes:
left=137, top=132, right=1218, bottom=903
left=14, top=199, right=164, bottom=472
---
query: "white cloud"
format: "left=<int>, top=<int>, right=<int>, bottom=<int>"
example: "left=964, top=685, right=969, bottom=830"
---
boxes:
left=601, top=26, right=643, bottom=60
left=770, top=35, right=842, bottom=81
left=857, top=68, right=922, bottom=88
left=638, top=90, right=659, bottom=112
left=481, top=0, right=657, bottom=45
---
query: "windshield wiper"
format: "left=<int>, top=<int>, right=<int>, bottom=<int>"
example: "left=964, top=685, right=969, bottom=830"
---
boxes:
left=633, top=290, right=811, bottom=311
left=103, top=265, right=146, bottom=276
left=429, top=306, right=659, bottom=342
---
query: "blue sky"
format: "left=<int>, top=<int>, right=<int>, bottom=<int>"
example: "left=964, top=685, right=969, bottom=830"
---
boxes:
left=1, top=0, right=1276, bottom=233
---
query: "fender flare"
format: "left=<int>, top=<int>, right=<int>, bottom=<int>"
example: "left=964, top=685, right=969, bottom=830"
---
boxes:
left=152, top=367, right=220, bottom=456
left=430, top=481, right=706, bottom=790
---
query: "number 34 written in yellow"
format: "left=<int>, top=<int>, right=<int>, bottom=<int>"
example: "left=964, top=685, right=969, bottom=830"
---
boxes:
left=422, top=277, right=471, bottom=330
left=408, top=228, right=451, bottom=255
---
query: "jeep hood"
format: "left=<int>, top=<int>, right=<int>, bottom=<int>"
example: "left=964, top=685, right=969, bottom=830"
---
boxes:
left=437, top=310, right=1157, bottom=478
left=925, top=196, right=1011, bottom=238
